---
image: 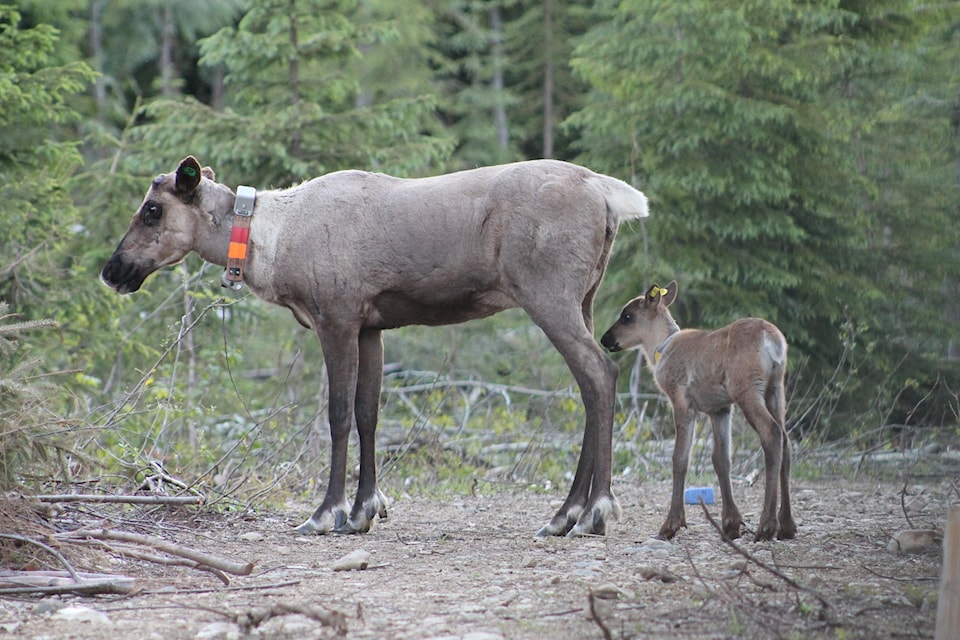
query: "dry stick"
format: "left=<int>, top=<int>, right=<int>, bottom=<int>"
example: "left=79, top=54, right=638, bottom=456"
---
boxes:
left=91, top=540, right=230, bottom=585
left=192, top=602, right=348, bottom=636
left=587, top=592, right=613, bottom=640
left=0, top=533, right=80, bottom=582
left=696, top=500, right=833, bottom=618
left=57, top=529, right=254, bottom=576
left=37, top=494, right=203, bottom=505
left=899, top=479, right=916, bottom=529
left=0, top=572, right=136, bottom=596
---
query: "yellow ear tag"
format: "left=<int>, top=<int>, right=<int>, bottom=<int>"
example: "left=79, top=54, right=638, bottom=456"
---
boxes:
left=658, top=288, right=668, bottom=297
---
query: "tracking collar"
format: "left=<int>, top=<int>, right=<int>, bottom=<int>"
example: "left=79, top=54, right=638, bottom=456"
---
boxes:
left=221, top=185, right=256, bottom=290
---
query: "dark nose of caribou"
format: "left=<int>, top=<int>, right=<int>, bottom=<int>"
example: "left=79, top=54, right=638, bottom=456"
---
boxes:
left=600, top=331, right=620, bottom=352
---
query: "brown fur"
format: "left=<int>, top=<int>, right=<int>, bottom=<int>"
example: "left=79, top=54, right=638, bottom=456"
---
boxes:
left=601, top=281, right=796, bottom=541
left=102, top=156, right=649, bottom=537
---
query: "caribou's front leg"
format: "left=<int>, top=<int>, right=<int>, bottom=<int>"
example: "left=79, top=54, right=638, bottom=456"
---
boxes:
left=337, top=329, right=389, bottom=534
left=295, top=328, right=357, bottom=535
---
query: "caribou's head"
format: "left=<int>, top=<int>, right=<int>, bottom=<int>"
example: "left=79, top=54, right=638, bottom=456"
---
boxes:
left=101, top=156, right=226, bottom=294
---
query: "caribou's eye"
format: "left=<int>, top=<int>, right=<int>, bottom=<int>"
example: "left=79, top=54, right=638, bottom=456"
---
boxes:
left=620, top=313, right=633, bottom=325
left=140, top=201, right=163, bottom=227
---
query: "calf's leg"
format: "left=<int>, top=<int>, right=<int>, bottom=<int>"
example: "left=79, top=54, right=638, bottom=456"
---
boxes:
left=339, top=328, right=389, bottom=533
left=659, top=403, right=696, bottom=540
left=739, top=396, right=783, bottom=542
left=709, top=408, right=745, bottom=540
left=767, top=382, right=796, bottom=539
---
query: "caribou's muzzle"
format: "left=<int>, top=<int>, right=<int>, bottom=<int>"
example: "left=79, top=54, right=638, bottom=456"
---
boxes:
left=100, top=253, right=152, bottom=294
left=600, top=331, right=621, bottom=352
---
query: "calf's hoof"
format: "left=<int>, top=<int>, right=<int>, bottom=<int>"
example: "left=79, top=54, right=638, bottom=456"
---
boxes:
left=777, top=519, right=797, bottom=540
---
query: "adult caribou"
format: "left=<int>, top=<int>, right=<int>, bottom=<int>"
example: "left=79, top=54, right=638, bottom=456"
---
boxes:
left=101, top=156, right=648, bottom=537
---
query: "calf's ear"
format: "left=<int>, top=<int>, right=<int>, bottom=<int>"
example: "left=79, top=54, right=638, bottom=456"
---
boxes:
left=176, top=156, right=203, bottom=194
left=663, top=280, right=678, bottom=306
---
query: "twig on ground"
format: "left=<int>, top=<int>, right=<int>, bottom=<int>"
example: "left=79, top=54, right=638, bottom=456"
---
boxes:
left=196, top=602, right=348, bottom=636
left=696, top=500, right=833, bottom=620
left=0, top=533, right=80, bottom=581
left=900, top=480, right=915, bottom=529
left=56, top=528, right=254, bottom=577
left=0, top=570, right=136, bottom=596
left=587, top=592, right=613, bottom=640
left=142, top=579, right=301, bottom=595
left=37, top=494, right=202, bottom=506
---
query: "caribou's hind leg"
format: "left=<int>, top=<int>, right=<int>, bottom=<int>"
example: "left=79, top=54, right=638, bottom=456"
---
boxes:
left=532, top=306, right=621, bottom=537
left=338, top=329, right=389, bottom=533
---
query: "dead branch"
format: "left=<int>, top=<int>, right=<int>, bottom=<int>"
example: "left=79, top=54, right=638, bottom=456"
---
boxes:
left=144, top=579, right=301, bottom=595
left=56, top=528, right=254, bottom=577
left=587, top=592, right=613, bottom=640
left=0, top=533, right=80, bottom=581
left=696, top=500, right=833, bottom=619
left=87, top=540, right=229, bottom=585
left=37, top=494, right=203, bottom=505
left=193, top=602, right=347, bottom=636
left=0, top=570, right=135, bottom=596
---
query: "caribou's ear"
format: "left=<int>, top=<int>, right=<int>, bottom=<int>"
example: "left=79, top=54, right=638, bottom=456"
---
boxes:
left=645, top=284, right=663, bottom=304
left=201, top=166, right=216, bottom=181
left=662, top=280, right=678, bottom=307
left=175, top=156, right=203, bottom=194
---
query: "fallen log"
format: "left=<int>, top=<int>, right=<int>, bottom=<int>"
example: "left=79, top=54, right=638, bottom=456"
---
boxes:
left=0, top=570, right=135, bottom=596
left=57, top=528, right=254, bottom=577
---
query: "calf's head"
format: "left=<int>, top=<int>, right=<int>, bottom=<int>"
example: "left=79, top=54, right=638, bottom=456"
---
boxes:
left=101, top=156, right=218, bottom=294
left=600, top=280, right=678, bottom=352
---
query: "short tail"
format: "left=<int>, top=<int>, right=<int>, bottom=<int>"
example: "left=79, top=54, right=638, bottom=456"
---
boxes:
left=588, top=174, right=649, bottom=222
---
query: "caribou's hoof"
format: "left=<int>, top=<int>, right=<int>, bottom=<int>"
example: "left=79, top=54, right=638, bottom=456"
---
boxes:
left=536, top=504, right=583, bottom=537
left=566, top=494, right=621, bottom=537
left=295, top=505, right=348, bottom=535
left=335, top=492, right=389, bottom=534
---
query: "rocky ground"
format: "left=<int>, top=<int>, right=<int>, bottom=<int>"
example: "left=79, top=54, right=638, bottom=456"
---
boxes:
left=0, top=475, right=951, bottom=639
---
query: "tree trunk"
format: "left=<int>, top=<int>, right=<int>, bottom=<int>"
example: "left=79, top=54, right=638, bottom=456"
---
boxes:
left=542, top=0, right=554, bottom=159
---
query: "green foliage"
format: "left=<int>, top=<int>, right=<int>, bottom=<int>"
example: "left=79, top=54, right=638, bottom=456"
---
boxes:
left=0, top=5, right=95, bottom=307
left=0, top=0, right=957, bottom=501
left=0, top=303, right=64, bottom=490
left=570, top=0, right=960, bottom=427
left=132, top=0, right=453, bottom=184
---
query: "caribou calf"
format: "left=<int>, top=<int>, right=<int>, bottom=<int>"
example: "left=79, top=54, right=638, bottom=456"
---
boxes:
left=600, top=281, right=796, bottom=541
left=101, top=156, right=649, bottom=538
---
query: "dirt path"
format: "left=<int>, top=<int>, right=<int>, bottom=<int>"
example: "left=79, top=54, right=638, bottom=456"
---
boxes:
left=0, top=477, right=947, bottom=639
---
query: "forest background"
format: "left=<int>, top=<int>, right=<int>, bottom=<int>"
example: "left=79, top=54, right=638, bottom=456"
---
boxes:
left=2, top=0, right=959, bottom=507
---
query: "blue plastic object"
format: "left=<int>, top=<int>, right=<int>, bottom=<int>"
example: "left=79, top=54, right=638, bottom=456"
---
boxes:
left=684, top=486, right=715, bottom=505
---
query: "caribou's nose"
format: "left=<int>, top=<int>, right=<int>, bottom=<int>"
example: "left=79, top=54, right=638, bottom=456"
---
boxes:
left=600, top=332, right=620, bottom=352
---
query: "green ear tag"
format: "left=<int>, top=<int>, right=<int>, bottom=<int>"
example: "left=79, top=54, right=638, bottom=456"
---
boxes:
left=182, top=166, right=197, bottom=177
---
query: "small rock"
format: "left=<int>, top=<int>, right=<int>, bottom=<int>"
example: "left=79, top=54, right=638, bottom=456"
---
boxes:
left=462, top=633, right=505, bottom=640
left=637, top=566, right=679, bottom=583
left=238, top=531, right=264, bottom=542
left=332, top=549, right=372, bottom=571
left=34, top=598, right=66, bottom=615
left=52, top=605, right=112, bottom=626
left=195, top=621, right=241, bottom=640
left=639, top=538, right=674, bottom=551
left=590, top=583, right=635, bottom=600
left=886, top=530, right=940, bottom=554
